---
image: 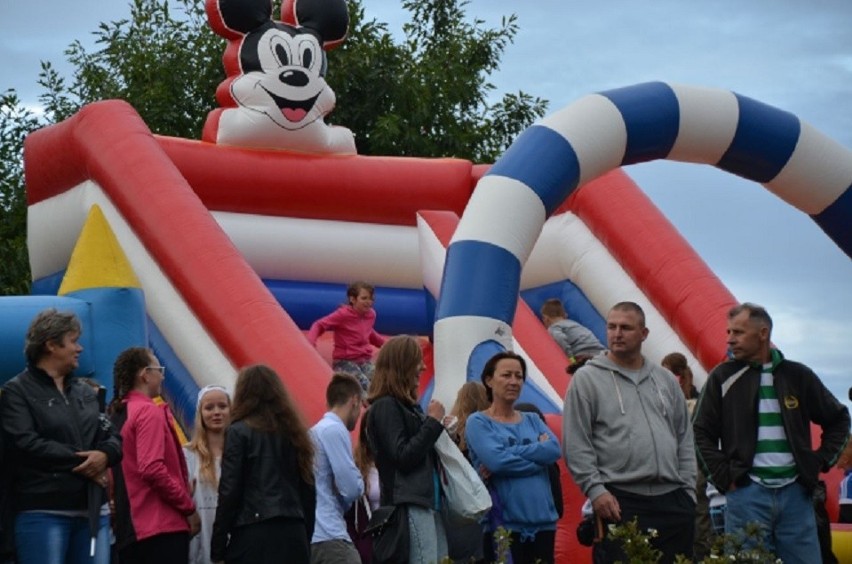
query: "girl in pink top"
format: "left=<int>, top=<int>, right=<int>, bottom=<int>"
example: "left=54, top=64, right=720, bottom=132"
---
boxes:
left=307, top=281, right=387, bottom=389
left=109, top=347, right=200, bottom=564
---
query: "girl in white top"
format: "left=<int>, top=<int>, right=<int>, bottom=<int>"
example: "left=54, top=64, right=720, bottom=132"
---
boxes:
left=183, top=385, right=231, bottom=564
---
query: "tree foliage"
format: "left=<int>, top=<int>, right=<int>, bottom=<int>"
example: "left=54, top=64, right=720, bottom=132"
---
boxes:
left=38, top=0, right=225, bottom=138
left=328, top=0, right=548, bottom=161
left=1, top=0, right=547, bottom=295
left=0, top=92, right=38, bottom=294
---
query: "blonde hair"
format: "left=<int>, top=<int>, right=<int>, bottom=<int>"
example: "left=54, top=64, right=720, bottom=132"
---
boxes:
left=186, top=386, right=231, bottom=487
left=367, top=335, right=422, bottom=405
left=450, top=381, right=489, bottom=451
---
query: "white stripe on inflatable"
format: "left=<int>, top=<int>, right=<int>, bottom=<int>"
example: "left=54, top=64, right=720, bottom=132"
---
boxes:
left=539, top=94, right=627, bottom=185
left=450, top=175, right=546, bottom=262
left=415, top=214, right=449, bottom=299
left=523, top=212, right=599, bottom=289
left=433, top=316, right=513, bottom=407
left=767, top=121, right=852, bottom=214
left=28, top=190, right=88, bottom=280
left=29, top=182, right=236, bottom=390
left=668, top=84, right=739, bottom=164
left=212, top=211, right=423, bottom=289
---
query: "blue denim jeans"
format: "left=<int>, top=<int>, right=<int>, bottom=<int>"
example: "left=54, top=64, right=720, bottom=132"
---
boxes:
left=407, top=505, right=447, bottom=564
left=15, top=512, right=110, bottom=564
left=725, top=480, right=820, bottom=564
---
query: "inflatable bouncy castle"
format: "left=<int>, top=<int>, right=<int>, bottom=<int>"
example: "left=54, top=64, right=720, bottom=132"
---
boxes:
left=5, top=0, right=851, bottom=561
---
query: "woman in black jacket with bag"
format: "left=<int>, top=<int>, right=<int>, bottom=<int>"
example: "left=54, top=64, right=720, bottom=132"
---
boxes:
left=365, top=335, right=447, bottom=564
left=0, top=308, right=122, bottom=564
left=211, top=364, right=316, bottom=564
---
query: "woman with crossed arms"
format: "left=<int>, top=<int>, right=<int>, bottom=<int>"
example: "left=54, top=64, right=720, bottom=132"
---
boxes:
left=465, top=351, right=561, bottom=564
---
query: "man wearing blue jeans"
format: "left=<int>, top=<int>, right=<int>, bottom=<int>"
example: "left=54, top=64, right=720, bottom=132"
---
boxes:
left=693, top=303, right=850, bottom=563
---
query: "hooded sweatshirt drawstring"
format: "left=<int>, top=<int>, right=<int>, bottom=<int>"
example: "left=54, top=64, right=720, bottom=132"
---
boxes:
left=610, top=370, right=668, bottom=417
left=650, top=376, right=668, bottom=417
left=610, top=371, right=626, bottom=415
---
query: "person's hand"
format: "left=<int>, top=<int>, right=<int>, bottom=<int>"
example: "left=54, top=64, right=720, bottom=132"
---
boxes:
left=442, top=415, right=459, bottom=434
left=73, top=450, right=108, bottom=479
left=538, top=433, right=550, bottom=442
left=591, top=492, right=621, bottom=522
left=478, top=464, right=492, bottom=480
left=427, top=399, right=445, bottom=421
left=90, top=473, right=109, bottom=488
left=188, top=511, right=201, bottom=537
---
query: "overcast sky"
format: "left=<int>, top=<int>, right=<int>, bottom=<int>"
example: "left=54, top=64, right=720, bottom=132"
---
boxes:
left=2, top=0, right=849, bottom=408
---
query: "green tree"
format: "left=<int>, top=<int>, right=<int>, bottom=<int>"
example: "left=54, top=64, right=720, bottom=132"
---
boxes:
left=0, top=91, right=40, bottom=295
left=38, top=0, right=225, bottom=138
left=328, top=0, right=548, bottom=161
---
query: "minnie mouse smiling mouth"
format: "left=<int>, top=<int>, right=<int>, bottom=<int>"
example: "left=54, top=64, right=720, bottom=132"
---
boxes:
left=260, top=86, right=320, bottom=122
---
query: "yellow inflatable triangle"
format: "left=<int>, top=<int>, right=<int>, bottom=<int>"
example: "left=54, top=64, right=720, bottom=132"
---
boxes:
left=58, top=204, right=141, bottom=294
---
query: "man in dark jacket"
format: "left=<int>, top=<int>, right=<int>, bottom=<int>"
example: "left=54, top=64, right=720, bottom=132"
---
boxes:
left=693, top=303, right=850, bottom=564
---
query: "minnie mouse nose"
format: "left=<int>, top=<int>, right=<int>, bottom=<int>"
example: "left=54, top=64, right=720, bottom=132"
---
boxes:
left=279, top=69, right=309, bottom=87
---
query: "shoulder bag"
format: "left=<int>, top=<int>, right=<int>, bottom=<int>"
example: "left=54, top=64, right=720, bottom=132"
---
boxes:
left=434, top=430, right=492, bottom=523
left=364, top=504, right=409, bottom=564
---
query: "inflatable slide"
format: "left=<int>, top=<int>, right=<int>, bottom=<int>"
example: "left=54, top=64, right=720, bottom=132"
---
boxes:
left=9, top=81, right=850, bottom=562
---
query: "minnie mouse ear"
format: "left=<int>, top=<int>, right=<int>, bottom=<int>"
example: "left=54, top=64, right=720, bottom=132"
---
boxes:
left=281, top=0, right=349, bottom=50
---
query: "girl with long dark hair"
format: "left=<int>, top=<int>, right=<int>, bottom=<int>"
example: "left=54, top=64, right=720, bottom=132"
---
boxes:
left=211, top=365, right=316, bottom=564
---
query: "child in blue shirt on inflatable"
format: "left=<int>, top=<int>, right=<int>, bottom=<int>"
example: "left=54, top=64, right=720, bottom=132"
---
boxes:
left=465, top=351, right=561, bottom=564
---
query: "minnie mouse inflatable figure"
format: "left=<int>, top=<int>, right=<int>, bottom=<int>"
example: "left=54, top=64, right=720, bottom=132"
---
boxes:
left=204, top=0, right=356, bottom=154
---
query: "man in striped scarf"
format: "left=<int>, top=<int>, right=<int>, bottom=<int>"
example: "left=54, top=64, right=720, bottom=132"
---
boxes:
left=693, top=303, right=850, bottom=564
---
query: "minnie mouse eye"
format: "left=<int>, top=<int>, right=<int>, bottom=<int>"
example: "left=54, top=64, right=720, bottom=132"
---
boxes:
left=302, top=49, right=313, bottom=70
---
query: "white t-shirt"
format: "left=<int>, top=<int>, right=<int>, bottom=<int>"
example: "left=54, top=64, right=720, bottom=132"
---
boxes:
left=184, top=447, right=221, bottom=564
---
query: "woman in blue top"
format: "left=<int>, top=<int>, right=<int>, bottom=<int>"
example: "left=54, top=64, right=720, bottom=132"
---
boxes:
left=465, top=351, right=561, bottom=564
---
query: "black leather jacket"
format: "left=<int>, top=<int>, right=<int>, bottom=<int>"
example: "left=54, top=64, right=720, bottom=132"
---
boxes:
left=0, top=366, right=122, bottom=511
left=366, top=396, right=444, bottom=509
left=693, top=357, right=850, bottom=493
left=211, top=420, right=316, bottom=561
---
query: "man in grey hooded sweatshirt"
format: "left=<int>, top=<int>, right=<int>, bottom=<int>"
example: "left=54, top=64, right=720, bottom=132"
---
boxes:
left=563, top=301, right=696, bottom=563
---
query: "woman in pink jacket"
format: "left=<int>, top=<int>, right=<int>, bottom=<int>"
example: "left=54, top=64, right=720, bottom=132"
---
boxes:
left=307, top=281, right=387, bottom=389
left=109, top=347, right=200, bottom=564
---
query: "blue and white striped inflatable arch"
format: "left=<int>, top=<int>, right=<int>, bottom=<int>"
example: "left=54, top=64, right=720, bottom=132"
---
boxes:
left=432, top=81, right=852, bottom=407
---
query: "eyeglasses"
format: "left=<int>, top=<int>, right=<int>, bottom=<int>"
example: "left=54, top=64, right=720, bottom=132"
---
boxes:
left=146, top=365, right=166, bottom=376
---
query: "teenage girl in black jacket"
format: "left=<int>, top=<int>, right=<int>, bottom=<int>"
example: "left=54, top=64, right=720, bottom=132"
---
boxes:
left=365, top=336, right=447, bottom=564
left=211, top=365, right=316, bottom=564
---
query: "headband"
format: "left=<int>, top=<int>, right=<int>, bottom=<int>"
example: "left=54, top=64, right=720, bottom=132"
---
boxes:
left=196, top=384, right=230, bottom=410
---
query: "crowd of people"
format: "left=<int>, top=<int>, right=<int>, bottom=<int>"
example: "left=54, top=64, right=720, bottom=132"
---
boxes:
left=0, top=291, right=850, bottom=564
